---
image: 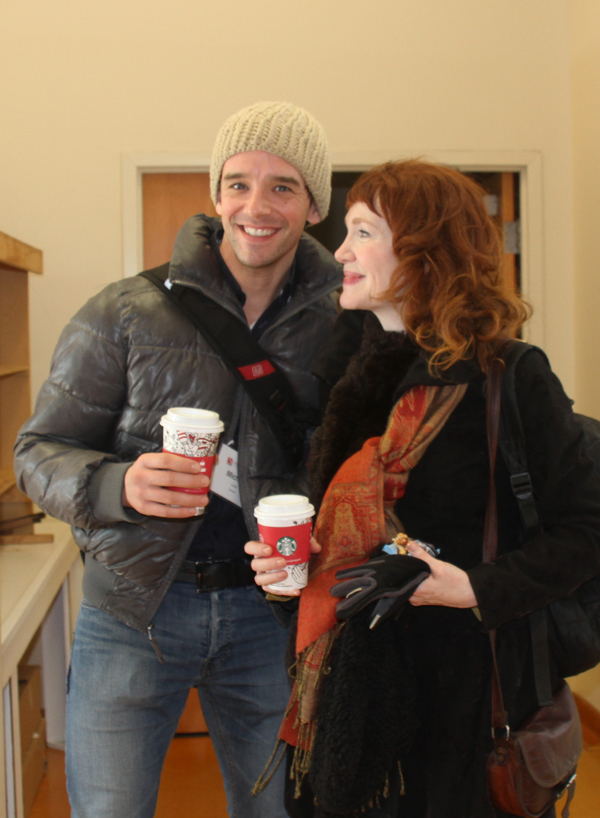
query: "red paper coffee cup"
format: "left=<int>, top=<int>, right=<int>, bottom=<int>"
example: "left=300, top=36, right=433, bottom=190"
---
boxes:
left=254, top=495, right=315, bottom=590
left=160, top=407, right=224, bottom=495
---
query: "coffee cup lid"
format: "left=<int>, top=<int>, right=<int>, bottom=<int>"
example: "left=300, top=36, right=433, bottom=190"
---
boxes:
left=254, top=494, right=314, bottom=518
left=160, top=407, right=224, bottom=432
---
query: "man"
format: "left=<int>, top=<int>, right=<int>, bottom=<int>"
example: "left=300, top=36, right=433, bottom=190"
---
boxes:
left=14, top=101, right=340, bottom=818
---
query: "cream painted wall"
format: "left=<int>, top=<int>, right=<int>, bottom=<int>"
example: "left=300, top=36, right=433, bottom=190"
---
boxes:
left=566, top=0, right=600, bottom=712
left=572, top=0, right=600, bottom=419
left=0, top=0, right=574, bottom=401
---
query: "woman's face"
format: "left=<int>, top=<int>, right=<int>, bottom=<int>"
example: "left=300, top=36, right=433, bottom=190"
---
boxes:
left=335, top=202, right=405, bottom=331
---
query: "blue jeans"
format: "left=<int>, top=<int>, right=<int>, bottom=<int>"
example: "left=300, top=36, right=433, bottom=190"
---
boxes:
left=66, top=582, right=291, bottom=818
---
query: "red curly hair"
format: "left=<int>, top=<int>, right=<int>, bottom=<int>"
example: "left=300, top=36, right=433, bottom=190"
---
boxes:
left=346, top=160, right=531, bottom=373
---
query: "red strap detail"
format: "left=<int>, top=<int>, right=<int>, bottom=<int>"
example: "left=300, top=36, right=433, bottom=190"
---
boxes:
left=237, top=360, right=276, bottom=380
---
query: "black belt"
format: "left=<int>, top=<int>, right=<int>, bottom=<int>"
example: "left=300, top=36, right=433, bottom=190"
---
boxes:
left=175, top=559, right=255, bottom=593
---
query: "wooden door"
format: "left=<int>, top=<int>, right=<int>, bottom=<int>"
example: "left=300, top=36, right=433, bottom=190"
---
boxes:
left=142, top=172, right=217, bottom=270
left=142, top=171, right=219, bottom=734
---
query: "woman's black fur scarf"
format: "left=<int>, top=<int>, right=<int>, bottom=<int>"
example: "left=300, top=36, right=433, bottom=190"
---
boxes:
left=289, top=316, right=422, bottom=816
left=309, top=314, right=420, bottom=511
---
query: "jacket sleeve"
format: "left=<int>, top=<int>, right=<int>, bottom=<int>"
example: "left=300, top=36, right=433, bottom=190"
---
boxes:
left=467, top=350, right=600, bottom=631
left=14, top=285, right=142, bottom=530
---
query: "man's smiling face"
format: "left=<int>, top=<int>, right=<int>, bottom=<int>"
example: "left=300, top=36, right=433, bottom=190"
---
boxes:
left=216, top=150, right=320, bottom=279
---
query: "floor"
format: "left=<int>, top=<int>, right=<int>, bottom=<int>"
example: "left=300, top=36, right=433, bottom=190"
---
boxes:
left=28, top=694, right=600, bottom=818
left=29, top=691, right=228, bottom=818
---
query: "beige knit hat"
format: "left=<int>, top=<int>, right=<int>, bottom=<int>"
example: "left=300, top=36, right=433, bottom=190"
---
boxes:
left=210, top=101, right=331, bottom=219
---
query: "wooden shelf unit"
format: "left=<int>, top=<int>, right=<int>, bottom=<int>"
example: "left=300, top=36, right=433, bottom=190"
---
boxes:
left=0, top=231, right=43, bottom=535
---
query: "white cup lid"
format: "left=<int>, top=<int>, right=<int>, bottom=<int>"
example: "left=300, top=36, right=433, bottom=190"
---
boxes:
left=161, top=407, right=224, bottom=432
left=254, top=494, right=314, bottom=518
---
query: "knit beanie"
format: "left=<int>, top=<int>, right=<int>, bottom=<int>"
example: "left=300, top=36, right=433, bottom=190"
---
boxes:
left=210, top=101, right=331, bottom=219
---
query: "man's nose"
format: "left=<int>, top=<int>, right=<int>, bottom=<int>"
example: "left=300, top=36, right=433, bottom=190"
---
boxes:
left=246, top=188, right=271, bottom=219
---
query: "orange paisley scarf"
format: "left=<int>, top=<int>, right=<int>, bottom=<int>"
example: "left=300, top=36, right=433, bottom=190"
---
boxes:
left=278, top=382, right=468, bottom=790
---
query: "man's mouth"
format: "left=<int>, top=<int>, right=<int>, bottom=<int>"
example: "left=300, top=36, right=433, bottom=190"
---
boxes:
left=241, top=226, right=278, bottom=237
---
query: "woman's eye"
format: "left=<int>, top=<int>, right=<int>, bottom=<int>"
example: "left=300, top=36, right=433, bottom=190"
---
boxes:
left=358, top=229, right=371, bottom=238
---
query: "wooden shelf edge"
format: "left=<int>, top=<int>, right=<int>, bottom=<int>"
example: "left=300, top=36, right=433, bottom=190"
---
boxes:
left=0, top=534, right=54, bottom=545
left=0, top=365, right=29, bottom=378
left=0, top=231, right=43, bottom=274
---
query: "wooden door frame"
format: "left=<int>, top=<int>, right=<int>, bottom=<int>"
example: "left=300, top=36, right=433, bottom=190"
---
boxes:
left=122, top=149, right=544, bottom=348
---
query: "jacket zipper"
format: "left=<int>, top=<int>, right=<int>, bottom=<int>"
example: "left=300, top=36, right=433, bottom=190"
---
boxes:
left=147, top=624, right=165, bottom=664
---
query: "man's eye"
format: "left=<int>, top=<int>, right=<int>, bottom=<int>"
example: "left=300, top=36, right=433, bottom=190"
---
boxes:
left=230, top=183, right=247, bottom=191
left=274, top=185, right=292, bottom=193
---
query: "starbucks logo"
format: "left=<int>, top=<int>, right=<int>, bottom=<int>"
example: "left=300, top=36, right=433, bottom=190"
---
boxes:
left=276, top=536, right=297, bottom=556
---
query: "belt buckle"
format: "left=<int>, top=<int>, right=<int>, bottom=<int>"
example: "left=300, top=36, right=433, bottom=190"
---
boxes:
left=194, top=562, right=226, bottom=594
left=195, top=565, right=212, bottom=593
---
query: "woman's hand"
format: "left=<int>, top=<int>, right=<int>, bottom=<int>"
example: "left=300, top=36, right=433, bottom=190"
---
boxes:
left=406, top=541, right=478, bottom=608
left=244, top=536, right=322, bottom=597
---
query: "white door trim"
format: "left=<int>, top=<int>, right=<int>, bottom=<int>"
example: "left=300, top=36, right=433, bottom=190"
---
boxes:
left=121, top=149, right=544, bottom=348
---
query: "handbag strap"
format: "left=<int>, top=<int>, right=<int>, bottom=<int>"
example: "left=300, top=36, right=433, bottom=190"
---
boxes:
left=139, top=263, right=318, bottom=470
left=483, top=356, right=510, bottom=737
left=486, top=357, right=577, bottom=817
left=496, top=342, right=554, bottom=708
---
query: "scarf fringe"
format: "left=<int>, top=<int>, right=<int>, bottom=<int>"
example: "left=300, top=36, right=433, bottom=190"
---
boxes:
left=304, top=762, right=406, bottom=813
left=251, top=738, right=287, bottom=797
left=290, top=719, right=318, bottom=798
left=398, top=760, right=405, bottom=796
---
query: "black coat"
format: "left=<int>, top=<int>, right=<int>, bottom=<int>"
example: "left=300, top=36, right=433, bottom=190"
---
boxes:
left=303, top=314, right=600, bottom=818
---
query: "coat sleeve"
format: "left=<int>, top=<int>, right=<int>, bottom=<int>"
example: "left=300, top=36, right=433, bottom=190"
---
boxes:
left=13, top=284, right=142, bottom=530
left=467, top=350, right=600, bottom=631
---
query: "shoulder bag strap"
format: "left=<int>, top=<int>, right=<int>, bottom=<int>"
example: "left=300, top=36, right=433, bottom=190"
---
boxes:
left=498, top=342, right=553, bottom=707
left=139, top=264, right=316, bottom=471
left=484, top=356, right=510, bottom=737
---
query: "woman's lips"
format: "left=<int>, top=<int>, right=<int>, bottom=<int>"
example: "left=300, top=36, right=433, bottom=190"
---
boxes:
left=343, top=273, right=364, bottom=285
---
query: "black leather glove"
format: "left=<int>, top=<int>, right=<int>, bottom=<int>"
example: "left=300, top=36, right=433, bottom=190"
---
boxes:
left=330, top=553, right=431, bottom=626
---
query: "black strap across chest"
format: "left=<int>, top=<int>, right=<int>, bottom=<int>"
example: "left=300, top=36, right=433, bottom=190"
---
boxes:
left=139, top=263, right=317, bottom=471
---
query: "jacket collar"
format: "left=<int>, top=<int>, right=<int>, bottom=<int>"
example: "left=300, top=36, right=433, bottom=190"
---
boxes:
left=167, top=214, right=341, bottom=319
left=393, top=343, right=483, bottom=404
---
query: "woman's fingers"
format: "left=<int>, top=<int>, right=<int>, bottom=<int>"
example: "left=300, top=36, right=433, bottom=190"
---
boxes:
left=309, top=536, right=322, bottom=554
left=244, top=540, right=288, bottom=587
left=405, top=540, right=435, bottom=565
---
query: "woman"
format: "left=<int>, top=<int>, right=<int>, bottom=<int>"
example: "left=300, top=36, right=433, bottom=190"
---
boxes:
left=246, top=160, right=600, bottom=817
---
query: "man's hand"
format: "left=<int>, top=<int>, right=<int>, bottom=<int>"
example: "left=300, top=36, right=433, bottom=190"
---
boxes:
left=406, top=541, right=478, bottom=608
left=123, top=452, right=210, bottom=518
left=244, top=536, right=322, bottom=597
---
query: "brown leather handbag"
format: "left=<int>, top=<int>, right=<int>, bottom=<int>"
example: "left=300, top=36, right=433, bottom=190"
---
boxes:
left=483, top=357, right=583, bottom=818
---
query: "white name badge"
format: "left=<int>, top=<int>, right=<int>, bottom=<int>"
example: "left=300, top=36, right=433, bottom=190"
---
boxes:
left=210, top=442, right=241, bottom=507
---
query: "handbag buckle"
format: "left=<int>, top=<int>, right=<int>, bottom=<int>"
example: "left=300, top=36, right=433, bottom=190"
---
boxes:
left=510, top=471, right=533, bottom=501
left=555, top=771, right=577, bottom=799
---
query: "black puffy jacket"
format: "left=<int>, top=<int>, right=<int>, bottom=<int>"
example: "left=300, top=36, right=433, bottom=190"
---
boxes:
left=14, top=215, right=341, bottom=631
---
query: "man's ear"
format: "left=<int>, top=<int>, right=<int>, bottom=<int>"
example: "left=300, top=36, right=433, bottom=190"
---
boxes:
left=215, top=191, right=222, bottom=216
left=306, top=200, right=321, bottom=226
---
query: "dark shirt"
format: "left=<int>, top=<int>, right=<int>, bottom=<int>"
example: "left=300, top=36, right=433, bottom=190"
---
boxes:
left=186, top=230, right=297, bottom=562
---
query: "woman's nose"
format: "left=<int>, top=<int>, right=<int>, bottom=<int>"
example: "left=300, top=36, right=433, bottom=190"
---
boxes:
left=335, top=238, right=353, bottom=263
